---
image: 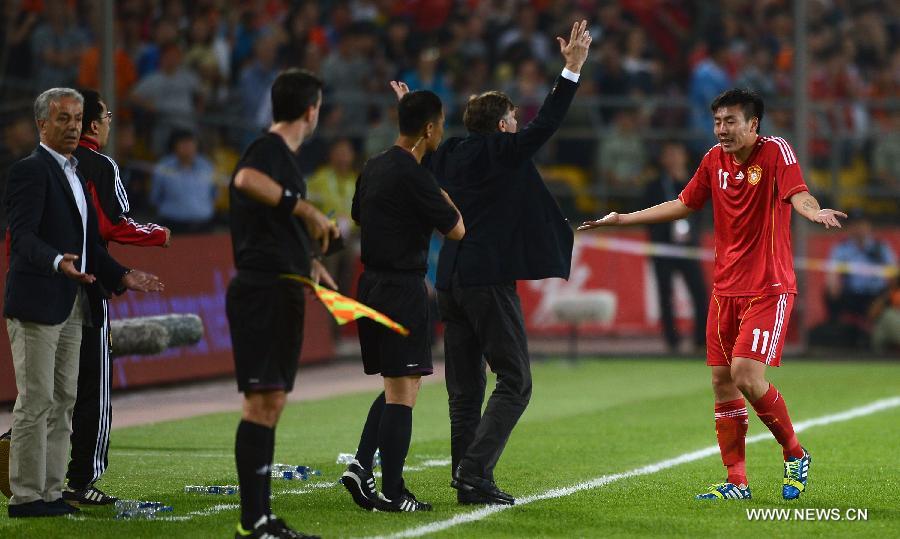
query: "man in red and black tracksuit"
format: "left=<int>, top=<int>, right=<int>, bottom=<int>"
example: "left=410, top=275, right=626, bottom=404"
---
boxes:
left=62, top=89, right=170, bottom=505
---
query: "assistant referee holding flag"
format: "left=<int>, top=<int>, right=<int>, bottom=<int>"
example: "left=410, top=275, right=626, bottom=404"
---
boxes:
left=340, top=89, right=464, bottom=512
left=227, top=68, right=338, bottom=539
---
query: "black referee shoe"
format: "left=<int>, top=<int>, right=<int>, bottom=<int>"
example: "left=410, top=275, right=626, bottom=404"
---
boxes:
left=452, top=466, right=515, bottom=505
left=62, top=484, right=118, bottom=506
left=340, top=459, right=377, bottom=510
left=375, top=489, right=433, bottom=512
left=0, top=429, right=10, bottom=499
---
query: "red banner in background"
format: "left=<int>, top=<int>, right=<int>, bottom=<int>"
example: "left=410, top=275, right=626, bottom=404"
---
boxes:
left=2, top=230, right=897, bottom=403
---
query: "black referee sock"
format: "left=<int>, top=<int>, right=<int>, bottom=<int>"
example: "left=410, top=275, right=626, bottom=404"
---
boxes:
left=378, top=403, right=413, bottom=500
left=355, top=392, right=386, bottom=470
left=235, top=420, right=273, bottom=530
left=263, top=426, right=275, bottom=516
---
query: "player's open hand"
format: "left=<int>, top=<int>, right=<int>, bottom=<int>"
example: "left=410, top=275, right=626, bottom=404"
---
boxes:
left=122, top=269, right=164, bottom=292
left=813, top=209, right=848, bottom=229
left=557, top=19, right=592, bottom=72
left=390, top=80, right=410, bottom=101
left=578, top=212, right=621, bottom=230
left=58, top=253, right=96, bottom=284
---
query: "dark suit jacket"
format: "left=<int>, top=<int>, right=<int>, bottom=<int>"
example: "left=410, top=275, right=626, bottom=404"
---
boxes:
left=429, top=75, right=578, bottom=289
left=4, top=145, right=128, bottom=326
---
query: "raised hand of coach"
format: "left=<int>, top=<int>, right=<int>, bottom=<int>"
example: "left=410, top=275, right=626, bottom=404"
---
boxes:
left=558, top=19, right=592, bottom=73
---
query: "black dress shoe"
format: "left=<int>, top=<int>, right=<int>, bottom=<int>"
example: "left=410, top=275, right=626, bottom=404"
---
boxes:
left=48, top=498, right=80, bottom=514
left=452, top=466, right=515, bottom=505
left=458, top=489, right=505, bottom=505
left=8, top=499, right=61, bottom=518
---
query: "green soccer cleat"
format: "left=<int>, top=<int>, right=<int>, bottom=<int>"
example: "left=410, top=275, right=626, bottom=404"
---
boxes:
left=695, top=482, right=752, bottom=500
left=782, top=447, right=811, bottom=500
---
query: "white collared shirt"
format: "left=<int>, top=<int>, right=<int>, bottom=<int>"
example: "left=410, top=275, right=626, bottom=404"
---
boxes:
left=41, top=142, right=87, bottom=273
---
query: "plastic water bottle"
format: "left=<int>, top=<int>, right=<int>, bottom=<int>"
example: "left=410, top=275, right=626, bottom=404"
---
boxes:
left=270, top=463, right=322, bottom=480
left=114, top=500, right=174, bottom=519
left=184, top=485, right=239, bottom=495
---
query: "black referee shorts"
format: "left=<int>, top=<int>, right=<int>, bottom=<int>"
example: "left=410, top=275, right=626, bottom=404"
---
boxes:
left=226, top=274, right=306, bottom=393
left=357, top=270, right=433, bottom=378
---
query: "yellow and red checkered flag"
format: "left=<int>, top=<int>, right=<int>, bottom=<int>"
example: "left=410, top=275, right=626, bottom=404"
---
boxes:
left=280, top=274, right=410, bottom=336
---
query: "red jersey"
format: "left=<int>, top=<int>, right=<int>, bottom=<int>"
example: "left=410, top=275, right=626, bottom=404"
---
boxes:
left=678, top=136, right=809, bottom=296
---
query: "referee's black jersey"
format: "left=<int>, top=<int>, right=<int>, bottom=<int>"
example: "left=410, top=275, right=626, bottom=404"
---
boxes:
left=352, top=146, right=459, bottom=273
left=230, top=132, right=314, bottom=278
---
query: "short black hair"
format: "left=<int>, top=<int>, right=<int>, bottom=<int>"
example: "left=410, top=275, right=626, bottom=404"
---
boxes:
left=397, top=90, right=443, bottom=136
left=271, top=68, right=323, bottom=123
left=77, top=88, right=104, bottom=133
left=710, top=88, right=764, bottom=133
left=463, top=91, right=515, bottom=134
left=167, top=128, right=195, bottom=152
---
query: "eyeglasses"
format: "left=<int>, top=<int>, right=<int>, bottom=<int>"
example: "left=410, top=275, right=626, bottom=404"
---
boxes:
left=99, top=111, right=113, bottom=121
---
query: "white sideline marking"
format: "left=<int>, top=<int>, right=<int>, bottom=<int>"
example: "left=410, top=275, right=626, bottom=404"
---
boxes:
left=375, top=396, right=900, bottom=538
left=159, top=503, right=239, bottom=521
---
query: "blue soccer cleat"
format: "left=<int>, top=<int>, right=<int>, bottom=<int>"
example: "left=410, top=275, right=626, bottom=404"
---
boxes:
left=782, top=447, right=811, bottom=500
left=695, top=482, right=752, bottom=500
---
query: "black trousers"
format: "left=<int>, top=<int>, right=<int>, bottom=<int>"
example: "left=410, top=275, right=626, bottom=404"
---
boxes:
left=652, top=256, right=707, bottom=349
left=438, top=274, right=532, bottom=481
left=66, top=299, right=112, bottom=489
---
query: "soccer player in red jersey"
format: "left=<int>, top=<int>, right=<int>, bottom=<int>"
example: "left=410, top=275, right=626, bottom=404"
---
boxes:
left=579, top=89, right=846, bottom=500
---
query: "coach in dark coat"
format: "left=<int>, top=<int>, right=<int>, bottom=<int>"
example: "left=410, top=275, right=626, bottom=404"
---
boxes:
left=409, top=21, right=592, bottom=505
left=4, top=88, right=161, bottom=518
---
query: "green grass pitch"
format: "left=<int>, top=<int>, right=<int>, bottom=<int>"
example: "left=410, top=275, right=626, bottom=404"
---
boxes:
left=2, top=359, right=898, bottom=538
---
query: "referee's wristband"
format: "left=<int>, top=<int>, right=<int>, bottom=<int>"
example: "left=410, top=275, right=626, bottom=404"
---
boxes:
left=277, top=187, right=299, bottom=216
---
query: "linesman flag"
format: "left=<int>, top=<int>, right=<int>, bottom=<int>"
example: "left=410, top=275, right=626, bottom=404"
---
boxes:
left=280, top=274, right=410, bottom=336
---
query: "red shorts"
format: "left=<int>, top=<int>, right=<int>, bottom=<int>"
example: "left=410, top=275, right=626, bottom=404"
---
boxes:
left=706, top=293, right=794, bottom=367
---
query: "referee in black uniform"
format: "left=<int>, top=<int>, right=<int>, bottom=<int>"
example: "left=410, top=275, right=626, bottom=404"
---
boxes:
left=227, top=69, right=337, bottom=539
left=339, top=90, right=464, bottom=512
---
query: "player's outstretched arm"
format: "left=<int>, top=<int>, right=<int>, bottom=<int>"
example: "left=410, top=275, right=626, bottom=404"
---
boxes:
left=789, top=191, right=847, bottom=229
left=578, top=199, right=692, bottom=231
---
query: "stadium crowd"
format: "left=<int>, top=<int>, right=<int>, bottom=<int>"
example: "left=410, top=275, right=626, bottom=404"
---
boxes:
left=1, top=0, right=899, bottom=223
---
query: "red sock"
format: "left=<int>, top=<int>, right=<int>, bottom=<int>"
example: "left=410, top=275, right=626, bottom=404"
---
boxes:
left=715, top=398, right=748, bottom=486
left=751, top=384, right=804, bottom=460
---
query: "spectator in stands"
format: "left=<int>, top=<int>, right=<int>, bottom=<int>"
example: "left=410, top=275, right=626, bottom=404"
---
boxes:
left=400, top=47, right=454, bottom=119
left=150, top=130, right=217, bottom=233
left=135, top=19, right=178, bottom=78
left=869, top=274, right=900, bottom=354
left=131, top=43, right=203, bottom=155
left=643, top=141, right=707, bottom=353
left=597, top=107, right=647, bottom=189
left=1, top=3, right=40, bottom=83
left=321, top=27, right=372, bottom=132
left=307, top=137, right=359, bottom=294
left=871, top=109, right=900, bottom=191
left=498, top=4, right=551, bottom=64
left=0, top=113, right=39, bottom=229
left=689, top=36, right=732, bottom=150
left=822, top=211, right=897, bottom=346
left=869, top=272, right=900, bottom=354
left=503, top=58, right=549, bottom=126
left=30, top=0, right=88, bottom=89
left=77, top=27, right=138, bottom=104
left=239, top=27, right=282, bottom=132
